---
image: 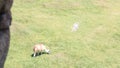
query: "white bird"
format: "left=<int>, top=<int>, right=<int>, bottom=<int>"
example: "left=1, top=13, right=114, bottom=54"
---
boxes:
left=72, top=23, right=79, bottom=32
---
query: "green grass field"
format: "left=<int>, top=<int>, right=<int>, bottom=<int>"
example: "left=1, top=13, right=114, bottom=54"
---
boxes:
left=5, top=0, right=120, bottom=68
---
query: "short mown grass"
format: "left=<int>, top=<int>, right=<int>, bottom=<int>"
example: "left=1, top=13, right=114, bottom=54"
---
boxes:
left=5, top=0, right=120, bottom=68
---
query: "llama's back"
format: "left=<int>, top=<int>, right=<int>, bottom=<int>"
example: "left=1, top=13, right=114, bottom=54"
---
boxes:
left=33, top=44, right=45, bottom=52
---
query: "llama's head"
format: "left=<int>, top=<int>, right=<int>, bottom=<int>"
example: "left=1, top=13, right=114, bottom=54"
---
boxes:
left=45, top=49, right=50, bottom=54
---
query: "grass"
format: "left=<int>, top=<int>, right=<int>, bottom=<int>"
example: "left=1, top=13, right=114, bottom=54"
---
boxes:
left=5, top=0, right=120, bottom=68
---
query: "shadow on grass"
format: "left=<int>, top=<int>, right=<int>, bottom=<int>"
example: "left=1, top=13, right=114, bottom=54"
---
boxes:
left=31, top=52, right=49, bottom=57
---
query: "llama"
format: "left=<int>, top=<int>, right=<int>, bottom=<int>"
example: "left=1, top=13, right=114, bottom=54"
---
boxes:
left=33, top=44, right=50, bottom=57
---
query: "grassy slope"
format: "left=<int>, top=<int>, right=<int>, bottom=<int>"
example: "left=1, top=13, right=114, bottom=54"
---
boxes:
left=5, top=0, right=120, bottom=68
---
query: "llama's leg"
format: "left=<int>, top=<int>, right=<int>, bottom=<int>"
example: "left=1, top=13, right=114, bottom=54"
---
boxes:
left=33, top=53, right=36, bottom=57
left=41, top=51, right=42, bottom=55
